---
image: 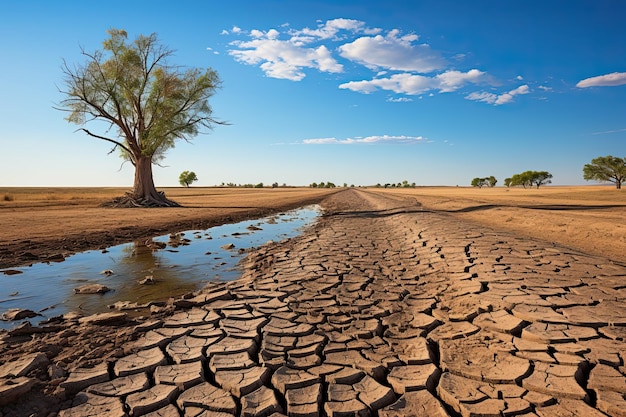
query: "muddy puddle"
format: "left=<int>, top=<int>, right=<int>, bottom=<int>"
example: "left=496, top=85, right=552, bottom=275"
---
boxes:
left=0, top=205, right=321, bottom=330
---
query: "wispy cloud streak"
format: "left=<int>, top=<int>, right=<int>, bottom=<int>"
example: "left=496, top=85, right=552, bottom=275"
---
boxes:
left=301, top=135, right=428, bottom=145
left=577, top=72, right=626, bottom=88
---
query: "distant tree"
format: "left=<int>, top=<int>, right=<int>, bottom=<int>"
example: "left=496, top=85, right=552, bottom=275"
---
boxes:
left=471, top=177, right=488, bottom=188
left=254, top=182, right=264, bottom=188
left=310, top=182, right=318, bottom=188
left=325, top=182, right=336, bottom=188
left=504, top=178, right=512, bottom=187
left=178, top=171, right=198, bottom=187
left=58, top=29, right=223, bottom=207
left=488, top=176, right=497, bottom=187
left=509, top=172, right=531, bottom=188
left=272, top=182, right=279, bottom=188
left=509, top=171, right=552, bottom=189
left=583, top=155, right=626, bottom=189
left=530, top=171, right=552, bottom=188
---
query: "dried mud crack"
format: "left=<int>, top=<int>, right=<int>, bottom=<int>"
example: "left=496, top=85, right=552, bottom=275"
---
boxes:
left=1, top=189, right=625, bottom=416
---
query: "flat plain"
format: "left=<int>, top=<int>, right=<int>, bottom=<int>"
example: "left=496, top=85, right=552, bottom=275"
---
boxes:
left=1, top=185, right=624, bottom=267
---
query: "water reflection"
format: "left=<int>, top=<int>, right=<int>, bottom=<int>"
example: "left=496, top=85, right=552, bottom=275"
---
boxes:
left=0, top=205, right=320, bottom=330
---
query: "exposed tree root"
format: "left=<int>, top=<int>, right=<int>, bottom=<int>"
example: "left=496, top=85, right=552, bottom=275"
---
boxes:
left=100, top=191, right=181, bottom=208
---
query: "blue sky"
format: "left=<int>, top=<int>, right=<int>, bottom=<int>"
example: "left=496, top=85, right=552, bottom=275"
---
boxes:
left=1, top=0, right=625, bottom=187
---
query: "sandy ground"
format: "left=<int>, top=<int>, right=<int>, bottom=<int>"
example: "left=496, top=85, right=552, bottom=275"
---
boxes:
left=370, top=185, right=626, bottom=264
left=0, top=187, right=338, bottom=269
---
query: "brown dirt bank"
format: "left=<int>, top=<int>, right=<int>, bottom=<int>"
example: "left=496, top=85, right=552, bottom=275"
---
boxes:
left=0, top=187, right=338, bottom=270
left=370, top=186, right=626, bottom=264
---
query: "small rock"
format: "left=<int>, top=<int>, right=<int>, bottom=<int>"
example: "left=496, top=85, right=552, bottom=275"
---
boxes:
left=2, top=269, right=23, bottom=275
left=46, top=253, right=66, bottom=262
left=74, top=284, right=110, bottom=294
left=139, top=276, right=155, bottom=285
left=1, top=308, right=39, bottom=321
left=48, top=364, right=67, bottom=380
left=78, top=312, right=128, bottom=326
left=0, top=352, right=49, bottom=378
left=221, top=243, right=236, bottom=250
left=0, top=377, right=36, bottom=406
left=100, top=269, right=114, bottom=276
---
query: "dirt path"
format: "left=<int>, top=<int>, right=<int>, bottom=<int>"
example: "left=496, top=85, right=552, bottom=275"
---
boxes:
left=1, top=189, right=625, bottom=416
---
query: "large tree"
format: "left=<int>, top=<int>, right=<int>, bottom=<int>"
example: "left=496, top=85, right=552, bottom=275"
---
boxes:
left=58, top=29, right=222, bottom=207
left=583, top=155, right=626, bottom=189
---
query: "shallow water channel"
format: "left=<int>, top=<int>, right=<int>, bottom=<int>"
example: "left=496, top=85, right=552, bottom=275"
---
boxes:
left=0, top=205, right=321, bottom=330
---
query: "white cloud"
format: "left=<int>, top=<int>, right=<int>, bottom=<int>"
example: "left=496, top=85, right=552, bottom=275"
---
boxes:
left=465, top=91, right=498, bottom=104
left=576, top=72, right=626, bottom=88
left=338, top=30, right=445, bottom=73
left=435, top=69, right=486, bottom=92
left=224, top=18, right=514, bottom=99
left=465, top=84, right=529, bottom=105
left=387, top=97, right=413, bottom=102
left=340, top=73, right=433, bottom=94
left=339, top=69, right=486, bottom=95
left=302, top=135, right=428, bottom=145
left=494, top=84, right=529, bottom=105
left=293, top=18, right=378, bottom=41
left=229, top=34, right=343, bottom=81
left=227, top=20, right=379, bottom=81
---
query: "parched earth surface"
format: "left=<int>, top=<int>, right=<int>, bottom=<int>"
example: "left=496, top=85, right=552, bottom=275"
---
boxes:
left=1, top=189, right=625, bottom=416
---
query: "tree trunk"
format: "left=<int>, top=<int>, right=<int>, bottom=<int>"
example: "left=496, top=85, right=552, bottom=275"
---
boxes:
left=130, top=156, right=179, bottom=207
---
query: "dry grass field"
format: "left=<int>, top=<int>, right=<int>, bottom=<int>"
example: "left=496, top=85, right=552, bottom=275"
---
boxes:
left=1, top=185, right=624, bottom=268
left=371, top=185, right=626, bottom=263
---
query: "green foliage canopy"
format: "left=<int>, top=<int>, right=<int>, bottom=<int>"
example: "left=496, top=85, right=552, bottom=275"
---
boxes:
left=509, top=170, right=552, bottom=189
left=583, top=155, right=626, bottom=189
left=179, top=170, right=198, bottom=187
left=471, top=176, right=497, bottom=188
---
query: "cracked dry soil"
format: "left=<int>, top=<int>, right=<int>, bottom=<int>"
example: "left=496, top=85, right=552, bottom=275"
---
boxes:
left=1, top=189, right=625, bottom=417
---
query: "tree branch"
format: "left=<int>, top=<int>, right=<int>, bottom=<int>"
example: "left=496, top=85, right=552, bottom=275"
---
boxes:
left=79, top=128, right=134, bottom=158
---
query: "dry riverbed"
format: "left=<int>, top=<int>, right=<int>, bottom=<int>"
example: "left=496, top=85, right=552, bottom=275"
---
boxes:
left=0, top=187, right=625, bottom=416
